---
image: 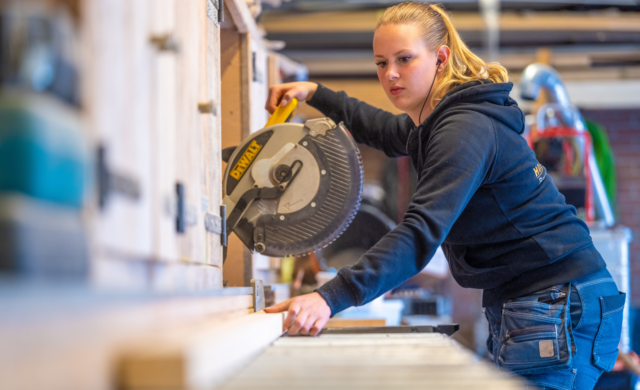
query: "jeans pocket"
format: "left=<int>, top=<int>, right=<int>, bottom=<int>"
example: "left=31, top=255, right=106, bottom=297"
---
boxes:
left=592, top=291, right=626, bottom=372
left=497, top=301, right=573, bottom=376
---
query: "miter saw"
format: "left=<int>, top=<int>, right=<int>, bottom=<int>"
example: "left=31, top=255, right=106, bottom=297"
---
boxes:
left=221, top=99, right=363, bottom=258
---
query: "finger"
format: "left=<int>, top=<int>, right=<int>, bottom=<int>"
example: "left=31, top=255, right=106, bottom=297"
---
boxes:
left=298, top=315, right=316, bottom=336
left=282, top=302, right=301, bottom=330
left=279, top=90, right=296, bottom=108
left=288, top=311, right=309, bottom=336
left=265, top=87, right=284, bottom=114
left=264, top=299, right=290, bottom=313
left=309, top=316, right=329, bottom=337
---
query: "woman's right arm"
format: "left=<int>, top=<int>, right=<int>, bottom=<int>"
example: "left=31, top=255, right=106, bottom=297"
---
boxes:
left=266, top=82, right=412, bottom=158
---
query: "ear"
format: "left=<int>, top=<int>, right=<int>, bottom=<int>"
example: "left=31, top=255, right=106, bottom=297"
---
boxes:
left=436, top=45, right=451, bottom=71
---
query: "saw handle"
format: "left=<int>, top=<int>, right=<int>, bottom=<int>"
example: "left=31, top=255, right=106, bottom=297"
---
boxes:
left=265, top=98, right=298, bottom=128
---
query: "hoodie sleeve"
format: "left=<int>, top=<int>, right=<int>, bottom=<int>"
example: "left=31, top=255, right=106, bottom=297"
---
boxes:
left=307, top=83, right=413, bottom=158
left=315, top=112, right=497, bottom=315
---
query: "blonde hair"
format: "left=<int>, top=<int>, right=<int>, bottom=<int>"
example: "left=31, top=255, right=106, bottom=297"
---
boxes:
left=376, top=2, right=509, bottom=107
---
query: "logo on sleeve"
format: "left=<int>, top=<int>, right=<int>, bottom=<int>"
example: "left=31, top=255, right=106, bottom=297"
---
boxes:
left=533, top=163, right=547, bottom=184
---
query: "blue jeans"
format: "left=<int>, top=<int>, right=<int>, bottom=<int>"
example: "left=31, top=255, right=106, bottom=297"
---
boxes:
left=486, top=268, right=626, bottom=390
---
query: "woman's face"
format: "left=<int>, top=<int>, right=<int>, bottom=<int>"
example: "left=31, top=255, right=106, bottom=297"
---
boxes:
left=373, top=24, right=439, bottom=116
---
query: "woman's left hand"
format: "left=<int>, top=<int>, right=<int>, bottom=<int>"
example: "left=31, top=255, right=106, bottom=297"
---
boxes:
left=264, top=292, right=331, bottom=336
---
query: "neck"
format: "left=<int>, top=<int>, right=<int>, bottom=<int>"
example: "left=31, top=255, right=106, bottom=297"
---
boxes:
left=408, top=99, right=434, bottom=127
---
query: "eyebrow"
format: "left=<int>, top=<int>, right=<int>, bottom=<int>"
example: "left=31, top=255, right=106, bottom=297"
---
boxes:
left=374, top=49, right=412, bottom=59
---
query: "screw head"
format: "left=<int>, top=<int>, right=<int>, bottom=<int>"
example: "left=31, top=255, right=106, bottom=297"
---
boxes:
left=321, top=170, right=326, bottom=175
left=311, top=202, right=316, bottom=207
left=279, top=215, right=285, bottom=220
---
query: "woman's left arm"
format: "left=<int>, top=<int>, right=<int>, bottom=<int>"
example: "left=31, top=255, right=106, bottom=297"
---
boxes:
left=316, top=113, right=497, bottom=314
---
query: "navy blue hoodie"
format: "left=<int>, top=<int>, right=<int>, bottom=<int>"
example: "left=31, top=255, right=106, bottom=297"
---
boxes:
left=310, top=80, right=606, bottom=314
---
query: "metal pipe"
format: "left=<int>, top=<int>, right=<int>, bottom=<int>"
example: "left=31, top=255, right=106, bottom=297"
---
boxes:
left=520, top=63, right=615, bottom=227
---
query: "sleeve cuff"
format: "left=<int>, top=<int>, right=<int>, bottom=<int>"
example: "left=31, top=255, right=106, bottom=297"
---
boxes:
left=307, top=83, right=342, bottom=119
left=314, top=272, right=359, bottom=317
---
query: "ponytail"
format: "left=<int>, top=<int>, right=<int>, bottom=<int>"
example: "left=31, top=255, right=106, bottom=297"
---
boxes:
left=376, top=2, right=509, bottom=108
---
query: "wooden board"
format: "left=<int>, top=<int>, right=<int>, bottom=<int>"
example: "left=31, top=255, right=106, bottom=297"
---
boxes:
left=174, top=0, right=210, bottom=267
left=0, top=288, right=253, bottom=390
left=220, top=333, right=527, bottom=390
left=80, top=0, right=224, bottom=289
left=220, top=26, right=252, bottom=287
left=82, top=0, right=154, bottom=270
left=119, top=312, right=284, bottom=390
left=201, top=0, right=225, bottom=271
left=149, top=0, right=179, bottom=265
left=326, top=318, right=386, bottom=328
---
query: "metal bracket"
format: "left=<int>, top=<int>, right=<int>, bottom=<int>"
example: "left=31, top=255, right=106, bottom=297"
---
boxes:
left=206, top=0, right=224, bottom=25
left=251, top=279, right=265, bottom=312
left=206, top=0, right=219, bottom=27
left=204, top=205, right=227, bottom=246
left=97, top=146, right=141, bottom=209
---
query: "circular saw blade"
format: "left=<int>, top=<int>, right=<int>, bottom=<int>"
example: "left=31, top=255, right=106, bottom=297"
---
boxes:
left=222, top=120, right=363, bottom=258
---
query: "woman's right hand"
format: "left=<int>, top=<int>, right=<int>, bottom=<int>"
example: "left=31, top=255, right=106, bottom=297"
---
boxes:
left=265, top=82, right=318, bottom=114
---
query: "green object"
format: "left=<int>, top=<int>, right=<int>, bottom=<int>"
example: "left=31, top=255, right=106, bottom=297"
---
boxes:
left=584, top=119, right=616, bottom=212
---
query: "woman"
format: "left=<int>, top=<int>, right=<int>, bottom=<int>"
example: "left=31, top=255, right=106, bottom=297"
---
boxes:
left=264, top=3, right=624, bottom=389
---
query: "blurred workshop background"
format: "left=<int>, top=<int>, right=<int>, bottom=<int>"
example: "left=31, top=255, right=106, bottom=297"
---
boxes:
left=1, top=0, right=640, bottom=389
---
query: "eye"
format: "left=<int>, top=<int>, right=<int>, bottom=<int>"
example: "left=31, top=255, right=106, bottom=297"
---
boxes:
left=399, top=56, right=411, bottom=63
left=375, top=61, right=387, bottom=68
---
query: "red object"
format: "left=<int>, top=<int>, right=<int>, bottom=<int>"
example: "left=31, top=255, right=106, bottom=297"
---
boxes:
left=527, top=127, right=594, bottom=222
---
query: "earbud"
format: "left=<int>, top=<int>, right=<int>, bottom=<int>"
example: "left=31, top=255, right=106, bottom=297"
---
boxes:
left=437, top=58, right=442, bottom=64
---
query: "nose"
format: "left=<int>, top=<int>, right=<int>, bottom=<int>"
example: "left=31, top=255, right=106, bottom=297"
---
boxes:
left=385, top=65, right=399, bottom=81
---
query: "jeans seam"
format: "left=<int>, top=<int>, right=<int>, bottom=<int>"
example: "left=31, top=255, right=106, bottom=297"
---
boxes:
left=505, top=311, right=562, bottom=323
left=573, top=278, right=614, bottom=290
left=573, top=278, right=617, bottom=330
left=602, top=305, right=623, bottom=317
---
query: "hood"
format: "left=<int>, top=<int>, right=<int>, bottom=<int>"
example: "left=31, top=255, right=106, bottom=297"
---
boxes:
left=421, top=80, right=525, bottom=135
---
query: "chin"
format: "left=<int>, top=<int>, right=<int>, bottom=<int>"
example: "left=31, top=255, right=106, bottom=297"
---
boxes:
left=390, top=96, right=412, bottom=112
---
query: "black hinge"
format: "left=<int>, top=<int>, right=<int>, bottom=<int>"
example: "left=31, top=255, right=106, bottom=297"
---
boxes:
left=176, top=182, right=186, bottom=233
left=97, top=145, right=141, bottom=209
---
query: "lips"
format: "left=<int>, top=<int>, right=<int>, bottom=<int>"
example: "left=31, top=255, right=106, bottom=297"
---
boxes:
left=390, top=87, right=405, bottom=96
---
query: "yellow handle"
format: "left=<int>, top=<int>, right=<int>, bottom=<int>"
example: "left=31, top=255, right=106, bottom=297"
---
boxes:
left=265, top=98, right=298, bottom=128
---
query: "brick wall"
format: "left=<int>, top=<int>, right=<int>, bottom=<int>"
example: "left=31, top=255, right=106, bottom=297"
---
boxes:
left=581, top=108, right=640, bottom=306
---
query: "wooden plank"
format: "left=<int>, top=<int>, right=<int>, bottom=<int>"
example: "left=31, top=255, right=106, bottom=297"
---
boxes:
left=0, top=289, right=253, bottom=390
left=248, top=35, right=269, bottom=133
left=220, top=26, right=252, bottom=287
left=119, top=312, right=284, bottom=390
left=201, top=0, right=225, bottom=271
left=82, top=0, right=154, bottom=267
left=220, top=334, right=527, bottom=390
left=262, top=9, right=640, bottom=33
left=174, top=0, right=207, bottom=265
left=223, top=0, right=260, bottom=36
left=326, top=318, right=386, bottom=328
left=267, top=53, right=282, bottom=88
left=150, top=0, right=180, bottom=263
